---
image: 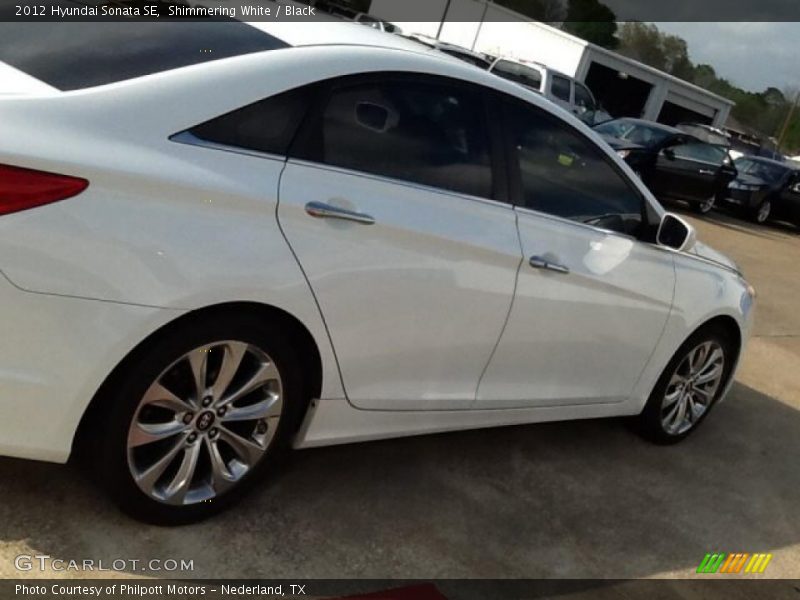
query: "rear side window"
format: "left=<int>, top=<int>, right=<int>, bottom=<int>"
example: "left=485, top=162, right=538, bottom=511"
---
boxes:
left=551, top=75, right=572, bottom=102
left=189, top=86, right=314, bottom=156
left=295, top=79, right=493, bottom=199
left=0, top=22, right=287, bottom=91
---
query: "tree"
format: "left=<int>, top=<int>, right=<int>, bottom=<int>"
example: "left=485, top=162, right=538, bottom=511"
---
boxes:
left=494, top=0, right=566, bottom=21
left=562, top=0, right=618, bottom=48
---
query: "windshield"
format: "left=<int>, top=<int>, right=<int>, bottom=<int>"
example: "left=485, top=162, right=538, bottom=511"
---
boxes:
left=734, top=158, right=789, bottom=182
left=594, top=119, right=673, bottom=147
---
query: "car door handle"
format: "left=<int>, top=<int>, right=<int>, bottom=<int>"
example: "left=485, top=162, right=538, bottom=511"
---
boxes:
left=529, top=255, right=570, bottom=274
left=698, top=169, right=715, bottom=176
left=304, top=201, right=375, bottom=225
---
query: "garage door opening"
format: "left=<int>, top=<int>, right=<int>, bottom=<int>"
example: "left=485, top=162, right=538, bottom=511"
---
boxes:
left=585, top=62, right=652, bottom=119
left=658, top=101, right=714, bottom=126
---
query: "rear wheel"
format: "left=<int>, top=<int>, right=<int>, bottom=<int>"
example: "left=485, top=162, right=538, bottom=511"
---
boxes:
left=91, top=315, right=305, bottom=524
left=636, top=325, right=736, bottom=444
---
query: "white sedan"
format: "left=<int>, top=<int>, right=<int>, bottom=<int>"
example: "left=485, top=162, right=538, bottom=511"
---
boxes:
left=0, top=22, right=754, bottom=524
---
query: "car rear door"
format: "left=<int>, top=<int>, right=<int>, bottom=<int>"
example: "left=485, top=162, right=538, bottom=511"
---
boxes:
left=476, top=98, right=675, bottom=408
left=278, top=74, right=521, bottom=410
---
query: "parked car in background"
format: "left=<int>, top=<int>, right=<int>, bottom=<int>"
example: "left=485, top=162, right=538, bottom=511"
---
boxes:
left=595, top=118, right=737, bottom=214
left=717, top=157, right=800, bottom=226
left=487, top=57, right=598, bottom=121
left=352, top=13, right=402, bottom=34
left=402, top=34, right=493, bottom=69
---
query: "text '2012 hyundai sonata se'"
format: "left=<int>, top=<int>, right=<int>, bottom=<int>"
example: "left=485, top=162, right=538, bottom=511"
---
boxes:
left=0, top=22, right=755, bottom=524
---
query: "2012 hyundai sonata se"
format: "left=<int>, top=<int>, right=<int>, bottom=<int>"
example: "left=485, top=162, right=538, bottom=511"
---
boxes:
left=0, top=22, right=755, bottom=524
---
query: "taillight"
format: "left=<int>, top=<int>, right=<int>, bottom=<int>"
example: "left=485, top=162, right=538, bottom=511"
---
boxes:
left=0, top=164, right=88, bottom=216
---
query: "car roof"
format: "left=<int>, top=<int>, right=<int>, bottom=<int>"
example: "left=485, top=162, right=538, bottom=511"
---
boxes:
left=602, top=117, right=682, bottom=134
left=248, top=21, right=428, bottom=54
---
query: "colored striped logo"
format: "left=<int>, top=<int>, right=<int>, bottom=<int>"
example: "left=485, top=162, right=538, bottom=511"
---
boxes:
left=697, top=553, right=773, bottom=574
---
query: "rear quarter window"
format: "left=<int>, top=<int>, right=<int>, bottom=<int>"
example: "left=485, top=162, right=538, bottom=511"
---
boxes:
left=0, top=22, right=287, bottom=91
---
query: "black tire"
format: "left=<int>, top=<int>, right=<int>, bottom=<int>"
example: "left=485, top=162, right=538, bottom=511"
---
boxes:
left=87, top=313, right=306, bottom=525
left=635, top=324, right=737, bottom=445
left=691, top=194, right=716, bottom=215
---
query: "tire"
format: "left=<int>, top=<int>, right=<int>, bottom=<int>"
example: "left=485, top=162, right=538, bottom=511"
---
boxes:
left=635, top=325, right=736, bottom=445
left=751, top=199, right=772, bottom=224
left=692, top=194, right=716, bottom=215
left=88, top=314, right=306, bottom=525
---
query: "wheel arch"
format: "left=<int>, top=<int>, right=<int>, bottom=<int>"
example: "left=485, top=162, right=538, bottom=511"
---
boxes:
left=72, top=301, right=324, bottom=460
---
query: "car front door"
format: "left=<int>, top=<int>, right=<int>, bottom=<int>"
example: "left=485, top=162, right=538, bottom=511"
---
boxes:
left=476, top=99, right=675, bottom=408
left=278, top=75, right=521, bottom=410
left=651, top=140, right=728, bottom=202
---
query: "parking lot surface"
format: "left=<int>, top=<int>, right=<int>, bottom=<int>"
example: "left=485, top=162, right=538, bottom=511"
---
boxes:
left=1, top=206, right=798, bottom=580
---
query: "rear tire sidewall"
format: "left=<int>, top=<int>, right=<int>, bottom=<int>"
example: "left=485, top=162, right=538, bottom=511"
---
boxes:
left=637, top=325, right=736, bottom=445
left=92, top=315, right=305, bottom=525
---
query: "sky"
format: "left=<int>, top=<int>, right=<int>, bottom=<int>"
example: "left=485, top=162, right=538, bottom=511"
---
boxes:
left=653, top=22, right=800, bottom=93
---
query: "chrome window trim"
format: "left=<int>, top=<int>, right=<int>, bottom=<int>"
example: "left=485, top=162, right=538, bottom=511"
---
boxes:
left=286, top=158, right=512, bottom=211
left=169, top=131, right=287, bottom=163
left=512, top=204, right=640, bottom=243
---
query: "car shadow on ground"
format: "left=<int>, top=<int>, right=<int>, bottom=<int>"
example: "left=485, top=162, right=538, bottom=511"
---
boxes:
left=0, top=381, right=797, bottom=580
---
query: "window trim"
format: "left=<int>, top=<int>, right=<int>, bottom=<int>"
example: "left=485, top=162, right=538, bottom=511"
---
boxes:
left=288, top=71, right=509, bottom=205
left=498, top=94, right=657, bottom=241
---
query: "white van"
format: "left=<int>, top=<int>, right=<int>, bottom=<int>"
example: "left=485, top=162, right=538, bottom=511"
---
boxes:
left=488, top=57, right=598, bottom=119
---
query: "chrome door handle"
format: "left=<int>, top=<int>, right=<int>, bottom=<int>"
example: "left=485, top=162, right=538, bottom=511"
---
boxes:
left=698, top=169, right=715, bottom=175
left=304, top=201, right=375, bottom=225
left=529, top=255, right=570, bottom=274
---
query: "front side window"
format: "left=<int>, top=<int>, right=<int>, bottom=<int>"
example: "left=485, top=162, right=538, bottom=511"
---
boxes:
left=506, top=102, right=644, bottom=236
left=296, top=79, right=493, bottom=199
left=550, top=75, right=571, bottom=102
left=574, top=83, right=596, bottom=111
left=670, top=142, right=727, bottom=165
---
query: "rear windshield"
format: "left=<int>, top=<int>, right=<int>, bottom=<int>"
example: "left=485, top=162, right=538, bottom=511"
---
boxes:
left=491, top=60, right=543, bottom=91
left=0, top=22, right=288, bottom=91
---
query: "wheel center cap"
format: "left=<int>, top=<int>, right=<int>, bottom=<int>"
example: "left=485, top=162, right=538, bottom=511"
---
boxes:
left=195, top=411, right=216, bottom=432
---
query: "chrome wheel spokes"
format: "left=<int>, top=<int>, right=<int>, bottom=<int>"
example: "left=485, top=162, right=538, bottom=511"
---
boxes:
left=126, top=340, right=283, bottom=505
left=660, top=341, right=725, bottom=436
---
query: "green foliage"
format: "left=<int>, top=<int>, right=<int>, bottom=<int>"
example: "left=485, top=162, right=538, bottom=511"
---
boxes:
left=614, top=22, right=800, bottom=153
left=563, top=0, right=618, bottom=48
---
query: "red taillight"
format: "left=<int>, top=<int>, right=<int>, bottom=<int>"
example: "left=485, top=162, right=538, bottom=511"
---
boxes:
left=0, top=164, right=88, bottom=216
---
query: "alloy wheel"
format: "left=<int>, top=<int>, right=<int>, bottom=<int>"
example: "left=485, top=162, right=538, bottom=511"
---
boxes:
left=126, top=341, right=283, bottom=505
left=698, top=195, right=715, bottom=214
left=660, top=341, right=725, bottom=436
left=756, top=200, right=771, bottom=223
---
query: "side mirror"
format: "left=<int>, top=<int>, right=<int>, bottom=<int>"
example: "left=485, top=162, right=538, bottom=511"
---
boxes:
left=657, top=213, right=697, bottom=252
left=662, top=148, right=676, bottom=161
left=791, top=182, right=800, bottom=195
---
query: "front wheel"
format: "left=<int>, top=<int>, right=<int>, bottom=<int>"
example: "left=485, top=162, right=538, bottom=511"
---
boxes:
left=751, top=199, right=772, bottom=224
left=636, top=326, right=736, bottom=444
left=90, top=315, right=305, bottom=525
left=693, top=194, right=716, bottom=215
